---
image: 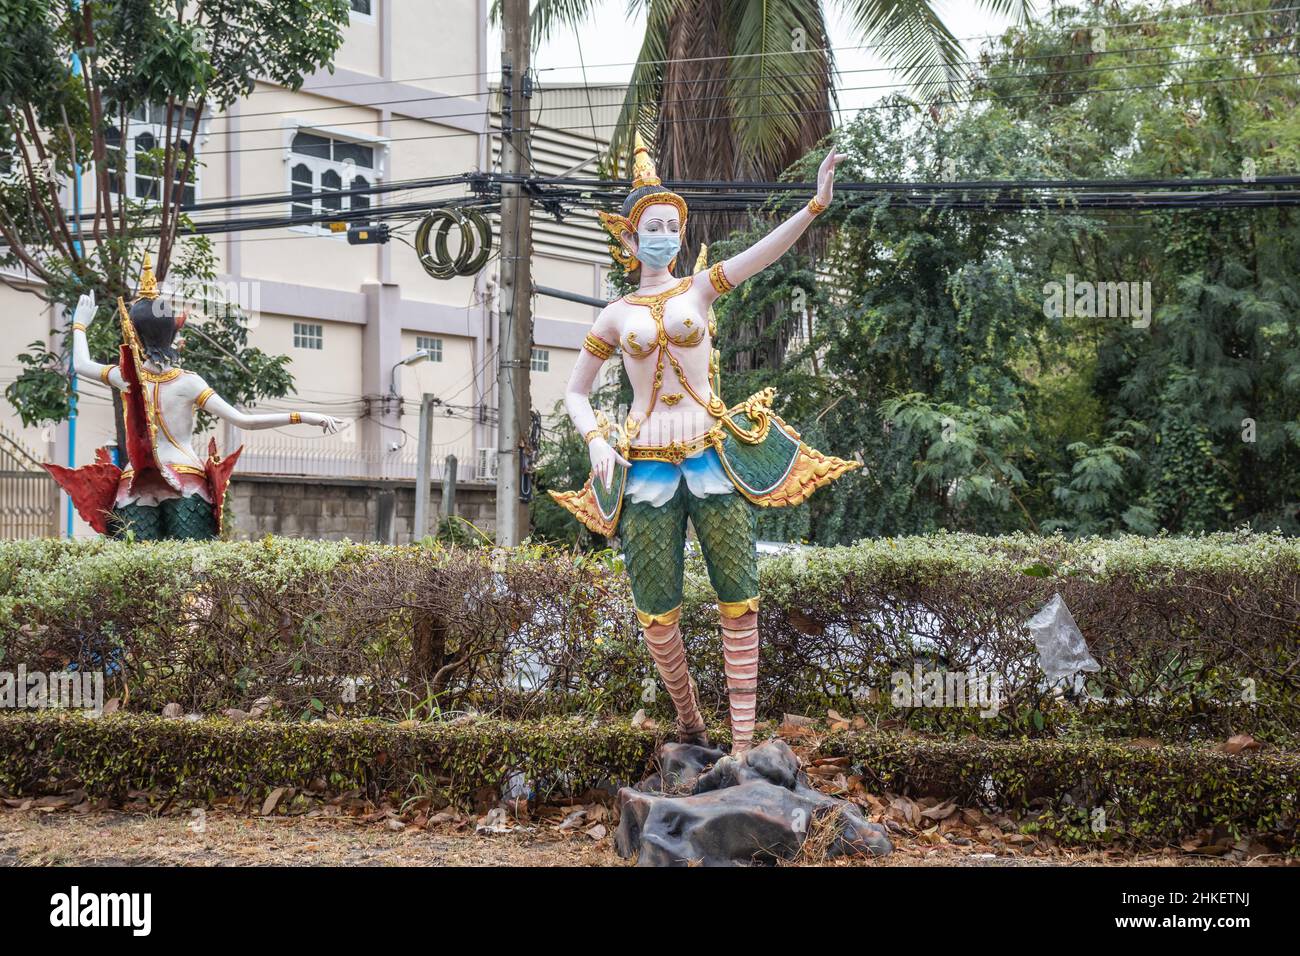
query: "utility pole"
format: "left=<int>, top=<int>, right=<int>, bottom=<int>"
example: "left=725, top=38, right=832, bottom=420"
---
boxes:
left=495, top=0, right=533, bottom=547
left=441, top=454, right=458, bottom=525
left=413, top=393, right=435, bottom=540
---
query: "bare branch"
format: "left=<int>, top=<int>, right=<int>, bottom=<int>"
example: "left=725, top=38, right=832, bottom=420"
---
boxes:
left=7, top=109, right=74, bottom=265
left=20, top=104, right=82, bottom=260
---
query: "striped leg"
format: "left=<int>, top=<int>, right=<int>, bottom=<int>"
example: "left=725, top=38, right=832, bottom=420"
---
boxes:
left=720, top=608, right=760, bottom=754
left=642, top=616, right=708, bottom=742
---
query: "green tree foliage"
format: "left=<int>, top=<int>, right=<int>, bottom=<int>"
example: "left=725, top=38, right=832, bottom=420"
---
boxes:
left=0, top=0, right=349, bottom=434
left=534, top=1, right=1300, bottom=547
left=705, top=0, right=1300, bottom=542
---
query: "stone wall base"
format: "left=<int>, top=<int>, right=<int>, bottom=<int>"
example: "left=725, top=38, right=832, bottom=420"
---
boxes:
left=227, top=475, right=496, bottom=543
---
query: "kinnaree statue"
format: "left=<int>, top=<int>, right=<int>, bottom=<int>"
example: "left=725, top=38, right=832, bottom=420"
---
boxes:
left=552, top=138, right=856, bottom=754
left=45, top=254, right=345, bottom=540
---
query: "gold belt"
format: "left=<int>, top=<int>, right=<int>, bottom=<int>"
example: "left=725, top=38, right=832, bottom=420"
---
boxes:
left=626, top=430, right=719, bottom=465
left=121, top=463, right=208, bottom=478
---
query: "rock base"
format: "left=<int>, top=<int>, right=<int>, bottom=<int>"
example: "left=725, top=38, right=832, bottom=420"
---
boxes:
left=614, top=738, right=893, bottom=866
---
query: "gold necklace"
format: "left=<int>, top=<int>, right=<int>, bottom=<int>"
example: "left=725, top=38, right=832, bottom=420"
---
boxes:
left=138, top=365, right=183, bottom=384
left=621, top=277, right=726, bottom=434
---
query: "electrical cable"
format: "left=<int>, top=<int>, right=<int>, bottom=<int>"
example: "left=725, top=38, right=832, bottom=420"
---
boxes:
left=201, top=31, right=1300, bottom=136
left=230, top=3, right=1300, bottom=96
left=180, top=63, right=1300, bottom=162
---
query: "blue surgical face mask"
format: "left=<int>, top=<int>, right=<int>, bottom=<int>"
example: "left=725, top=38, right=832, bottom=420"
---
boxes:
left=636, top=233, right=680, bottom=268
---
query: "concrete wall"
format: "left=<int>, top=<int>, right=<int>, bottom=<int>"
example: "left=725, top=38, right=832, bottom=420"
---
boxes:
left=227, top=474, right=496, bottom=544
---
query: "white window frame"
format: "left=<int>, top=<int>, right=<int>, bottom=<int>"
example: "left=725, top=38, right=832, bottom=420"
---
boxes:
left=530, top=348, right=550, bottom=373
left=293, top=322, right=324, bottom=350
left=283, top=121, right=388, bottom=237
left=415, top=335, right=444, bottom=362
left=105, top=102, right=209, bottom=207
left=348, top=0, right=376, bottom=22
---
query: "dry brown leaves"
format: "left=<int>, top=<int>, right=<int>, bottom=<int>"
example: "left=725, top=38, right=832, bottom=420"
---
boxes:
left=1, top=716, right=1291, bottom=866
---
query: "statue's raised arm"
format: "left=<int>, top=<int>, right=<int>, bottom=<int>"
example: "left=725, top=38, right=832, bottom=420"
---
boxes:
left=45, top=254, right=347, bottom=540
left=705, top=148, right=844, bottom=296
left=69, top=291, right=125, bottom=391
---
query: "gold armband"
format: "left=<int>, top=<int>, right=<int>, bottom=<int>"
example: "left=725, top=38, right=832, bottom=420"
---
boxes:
left=99, top=365, right=117, bottom=386
left=807, top=197, right=828, bottom=216
left=707, top=262, right=734, bottom=296
left=583, top=332, right=616, bottom=361
left=195, top=387, right=215, bottom=409
left=289, top=412, right=302, bottom=425
left=72, top=323, right=87, bottom=333
left=583, top=428, right=603, bottom=445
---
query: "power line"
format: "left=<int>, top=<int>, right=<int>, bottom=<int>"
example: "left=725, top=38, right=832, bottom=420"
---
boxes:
left=222, top=41, right=1294, bottom=144
left=202, top=28, right=1300, bottom=134
left=528, top=3, right=1300, bottom=75
left=63, top=35, right=1300, bottom=200
left=227, top=2, right=1299, bottom=95
left=59, top=164, right=1300, bottom=242
left=180, top=63, right=1300, bottom=162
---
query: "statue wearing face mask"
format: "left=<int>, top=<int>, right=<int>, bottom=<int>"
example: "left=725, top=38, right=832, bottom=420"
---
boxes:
left=552, top=137, right=855, bottom=754
left=45, top=254, right=347, bottom=540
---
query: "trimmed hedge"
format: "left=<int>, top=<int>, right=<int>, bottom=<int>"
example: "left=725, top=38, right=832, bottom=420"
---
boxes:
left=0, top=712, right=655, bottom=806
left=822, top=732, right=1299, bottom=848
left=0, top=712, right=1293, bottom=849
left=1, top=532, right=1298, bottom=740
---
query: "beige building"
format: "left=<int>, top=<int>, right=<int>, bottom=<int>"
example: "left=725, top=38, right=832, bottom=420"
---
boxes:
left=0, top=1, right=625, bottom=541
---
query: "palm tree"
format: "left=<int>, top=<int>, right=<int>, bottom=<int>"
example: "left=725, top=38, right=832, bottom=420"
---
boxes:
left=532, top=0, right=1031, bottom=255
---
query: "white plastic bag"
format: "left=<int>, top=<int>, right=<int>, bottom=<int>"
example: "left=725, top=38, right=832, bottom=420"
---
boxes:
left=1025, top=593, right=1100, bottom=682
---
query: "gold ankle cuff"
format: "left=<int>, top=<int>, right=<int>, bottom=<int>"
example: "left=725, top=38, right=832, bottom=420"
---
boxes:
left=718, top=596, right=759, bottom=619
left=635, top=605, right=682, bottom=628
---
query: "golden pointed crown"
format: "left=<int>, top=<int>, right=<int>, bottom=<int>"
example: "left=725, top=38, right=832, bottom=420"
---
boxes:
left=116, top=251, right=160, bottom=335
left=597, top=134, right=689, bottom=271
left=630, top=132, right=661, bottom=189
left=137, top=253, right=160, bottom=300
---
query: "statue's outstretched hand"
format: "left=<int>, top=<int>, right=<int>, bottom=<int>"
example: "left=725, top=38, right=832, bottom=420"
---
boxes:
left=73, top=290, right=97, bottom=327
left=589, top=436, right=631, bottom=492
left=816, top=148, right=845, bottom=207
left=299, top=413, right=347, bottom=434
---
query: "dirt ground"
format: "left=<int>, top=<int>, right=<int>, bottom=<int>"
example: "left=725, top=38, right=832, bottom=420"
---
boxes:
left=0, top=806, right=1267, bottom=867
left=2, top=725, right=1288, bottom=867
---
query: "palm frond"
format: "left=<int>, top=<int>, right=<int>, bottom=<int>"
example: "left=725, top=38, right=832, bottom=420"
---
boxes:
left=524, top=0, right=631, bottom=41
left=724, top=0, right=833, bottom=175
left=606, top=0, right=684, bottom=174
left=836, top=0, right=970, bottom=95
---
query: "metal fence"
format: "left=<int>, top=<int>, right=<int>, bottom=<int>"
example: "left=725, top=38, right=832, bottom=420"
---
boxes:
left=0, top=428, right=58, bottom=539
left=229, top=433, right=482, bottom=483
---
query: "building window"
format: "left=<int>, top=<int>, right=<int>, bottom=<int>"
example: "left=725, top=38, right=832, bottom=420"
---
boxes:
left=415, top=335, right=443, bottom=362
left=350, top=0, right=373, bottom=14
left=293, top=322, right=323, bottom=350
left=106, top=103, right=200, bottom=205
left=530, top=348, right=550, bottom=373
left=289, top=130, right=376, bottom=232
